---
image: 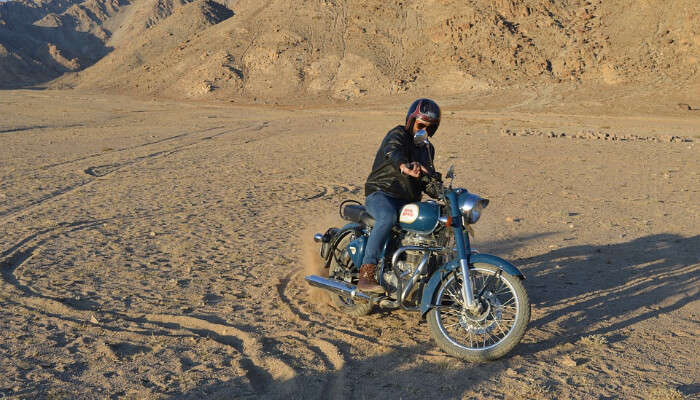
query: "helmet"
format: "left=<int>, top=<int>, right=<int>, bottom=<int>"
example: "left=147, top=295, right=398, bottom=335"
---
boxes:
left=405, top=98, right=441, bottom=137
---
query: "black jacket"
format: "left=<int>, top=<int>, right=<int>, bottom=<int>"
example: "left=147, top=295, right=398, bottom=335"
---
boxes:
left=365, top=125, right=436, bottom=202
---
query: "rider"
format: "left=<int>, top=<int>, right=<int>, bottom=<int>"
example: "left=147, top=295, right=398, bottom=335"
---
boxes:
left=358, top=98, right=442, bottom=293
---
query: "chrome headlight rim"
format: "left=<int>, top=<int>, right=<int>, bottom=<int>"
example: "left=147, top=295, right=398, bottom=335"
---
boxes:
left=457, top=192, right=489, bottom=224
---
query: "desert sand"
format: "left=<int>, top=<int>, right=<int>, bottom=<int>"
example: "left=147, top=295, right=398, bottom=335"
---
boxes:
left=1, top=0, right=699, bottom=397
left=0, top=87, right=697, bottom=399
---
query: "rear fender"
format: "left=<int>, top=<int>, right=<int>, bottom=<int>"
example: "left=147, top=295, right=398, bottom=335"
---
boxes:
left=419, top=254, right=525, bottom=317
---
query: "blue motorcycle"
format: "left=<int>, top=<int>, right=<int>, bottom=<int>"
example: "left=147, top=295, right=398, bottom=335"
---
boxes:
left=306, top=131, right=530, bottom=361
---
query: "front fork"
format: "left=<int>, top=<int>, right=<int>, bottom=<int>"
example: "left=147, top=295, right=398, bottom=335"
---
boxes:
left=459, top=258, right=477, bottom=310
left=446, top=192, right=479, bottom=311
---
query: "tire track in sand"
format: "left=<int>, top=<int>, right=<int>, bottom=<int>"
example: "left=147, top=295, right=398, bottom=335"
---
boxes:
left=272, top=330, right=347, bottom=399
left=0, top=219, right=107, bottom=300
left=0, top=123, right=269, bottom=225
left=275, top=270, right=390, bottom=347
left=0, top=126, right=222, bottom=223
left=38, top=126, right=225, bottom=172
left=0, top=219, right=297, bottom=397
left=294, top=183, right=362, bottom=202
left=143, top=314, right=297, bottom=396
left=274, top=272, right=350, bottom=397
left=310, top=338, right=346, bottom=399
left=274, top=269, right=408, bottom=398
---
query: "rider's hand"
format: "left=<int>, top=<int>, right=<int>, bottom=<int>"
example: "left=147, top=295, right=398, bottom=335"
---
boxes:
left=418, top=169, right=442, bottom=198
left=400, top=162, right=427, bottom=178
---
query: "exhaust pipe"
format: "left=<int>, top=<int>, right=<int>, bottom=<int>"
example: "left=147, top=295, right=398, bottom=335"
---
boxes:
left=305, top=275, right=372, bottom=302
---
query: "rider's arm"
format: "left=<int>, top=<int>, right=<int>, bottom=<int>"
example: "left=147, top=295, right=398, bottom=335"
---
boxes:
left=382, top=132, right=409, bottom=170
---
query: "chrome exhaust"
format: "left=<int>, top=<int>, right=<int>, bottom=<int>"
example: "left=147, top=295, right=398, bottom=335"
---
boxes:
left=304, top=275, right=372, bottom=302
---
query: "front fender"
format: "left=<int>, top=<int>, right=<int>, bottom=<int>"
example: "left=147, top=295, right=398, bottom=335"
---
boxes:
left=419, top=254, right=525, bottom=317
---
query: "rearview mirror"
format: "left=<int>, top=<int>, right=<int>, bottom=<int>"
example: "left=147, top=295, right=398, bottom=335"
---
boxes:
left=446, top=165, right=454, bottom=180
left=413, top=129, right=429, bottom=146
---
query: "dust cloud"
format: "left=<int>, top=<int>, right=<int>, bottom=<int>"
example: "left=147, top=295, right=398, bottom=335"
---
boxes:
left=298, top=214, right=342, bottom=309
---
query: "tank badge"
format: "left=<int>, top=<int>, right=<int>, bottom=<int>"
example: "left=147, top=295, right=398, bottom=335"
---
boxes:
left=349, top=246, right=356, bottom=255
left=399, top=204, right=419, bottom=224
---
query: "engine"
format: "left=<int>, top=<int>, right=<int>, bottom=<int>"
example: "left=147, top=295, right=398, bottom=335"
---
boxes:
left=397, top=231, right=439, bottom=270
left=381, top=229, right=451, bottom=300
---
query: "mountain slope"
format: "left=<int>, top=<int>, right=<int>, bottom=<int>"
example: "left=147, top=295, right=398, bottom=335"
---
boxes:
left=2, top=0, right=698, bottom=101
left=0, top=0, right=126, bottom=87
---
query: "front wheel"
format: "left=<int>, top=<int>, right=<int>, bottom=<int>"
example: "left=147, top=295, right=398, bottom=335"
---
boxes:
left=427, top=263, right=530, bottom=361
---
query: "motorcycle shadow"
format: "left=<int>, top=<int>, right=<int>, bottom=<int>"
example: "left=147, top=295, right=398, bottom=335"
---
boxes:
left=507, top=233, right=699, bottom=353
left=178, top=342, right=534, bottom=399
left=176, top=234, right=698, bottom=399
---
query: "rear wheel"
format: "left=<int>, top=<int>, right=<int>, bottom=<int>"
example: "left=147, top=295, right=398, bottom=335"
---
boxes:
left=427, top=263, right=530, bottom=361
left=328, top=233, right=373, bottom=317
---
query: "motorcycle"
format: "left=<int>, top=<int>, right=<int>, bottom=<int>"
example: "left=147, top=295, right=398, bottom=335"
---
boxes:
left=305, top=130, right=530, bottom=361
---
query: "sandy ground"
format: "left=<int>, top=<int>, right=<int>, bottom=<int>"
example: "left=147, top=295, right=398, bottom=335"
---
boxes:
left=0, top=89, right=698, bottom=399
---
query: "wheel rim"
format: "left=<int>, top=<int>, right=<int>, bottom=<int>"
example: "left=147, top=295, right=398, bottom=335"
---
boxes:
left=434, top=266, right=520, bottom=351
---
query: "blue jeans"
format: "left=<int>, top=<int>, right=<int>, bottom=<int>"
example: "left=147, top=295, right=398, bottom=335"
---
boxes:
left=362, top=191, right=409, bottom=265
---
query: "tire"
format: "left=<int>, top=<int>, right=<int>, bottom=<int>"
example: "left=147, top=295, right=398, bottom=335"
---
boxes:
left=427, top=263, right=530, bottom=361
left=328, top=232, right=373, bottom=317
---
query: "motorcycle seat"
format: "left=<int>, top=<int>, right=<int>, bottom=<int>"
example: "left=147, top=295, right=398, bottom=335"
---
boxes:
left=341, top=204, right=375, bottom=226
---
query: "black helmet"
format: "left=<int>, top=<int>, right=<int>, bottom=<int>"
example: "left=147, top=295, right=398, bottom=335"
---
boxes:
left=405, top=98, right=441, bottom=137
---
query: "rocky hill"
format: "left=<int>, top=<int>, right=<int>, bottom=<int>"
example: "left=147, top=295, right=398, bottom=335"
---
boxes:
left=0, top=0, right=125, bottom=86
left=1, top=0, right=698, bottom=102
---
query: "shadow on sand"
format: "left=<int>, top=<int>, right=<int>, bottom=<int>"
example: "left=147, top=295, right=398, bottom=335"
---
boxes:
left=516, top=233, right=698, bottom=349
left=176, top=233, right=698, bottom=399
left=177, top=342, right=526, bottom=399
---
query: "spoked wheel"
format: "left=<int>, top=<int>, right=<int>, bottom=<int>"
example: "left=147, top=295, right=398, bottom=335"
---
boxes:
left=427, top=263, right=530, bottom=361
left=327, top=233, right=373, bottom=317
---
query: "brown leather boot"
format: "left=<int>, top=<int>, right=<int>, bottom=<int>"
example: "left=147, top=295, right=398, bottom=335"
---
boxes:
left=357, top=264, right=384, bottom=294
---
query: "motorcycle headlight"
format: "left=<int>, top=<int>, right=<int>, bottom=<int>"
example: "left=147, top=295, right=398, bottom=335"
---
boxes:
left=457, top=191, right=489, bottom=224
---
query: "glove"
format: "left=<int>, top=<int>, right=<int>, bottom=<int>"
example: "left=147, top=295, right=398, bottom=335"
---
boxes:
left=422, top=172, right=443, bottom=199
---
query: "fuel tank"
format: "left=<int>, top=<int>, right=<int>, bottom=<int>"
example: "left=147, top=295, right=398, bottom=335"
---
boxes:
left=398, top=201, right=440, bottom=234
